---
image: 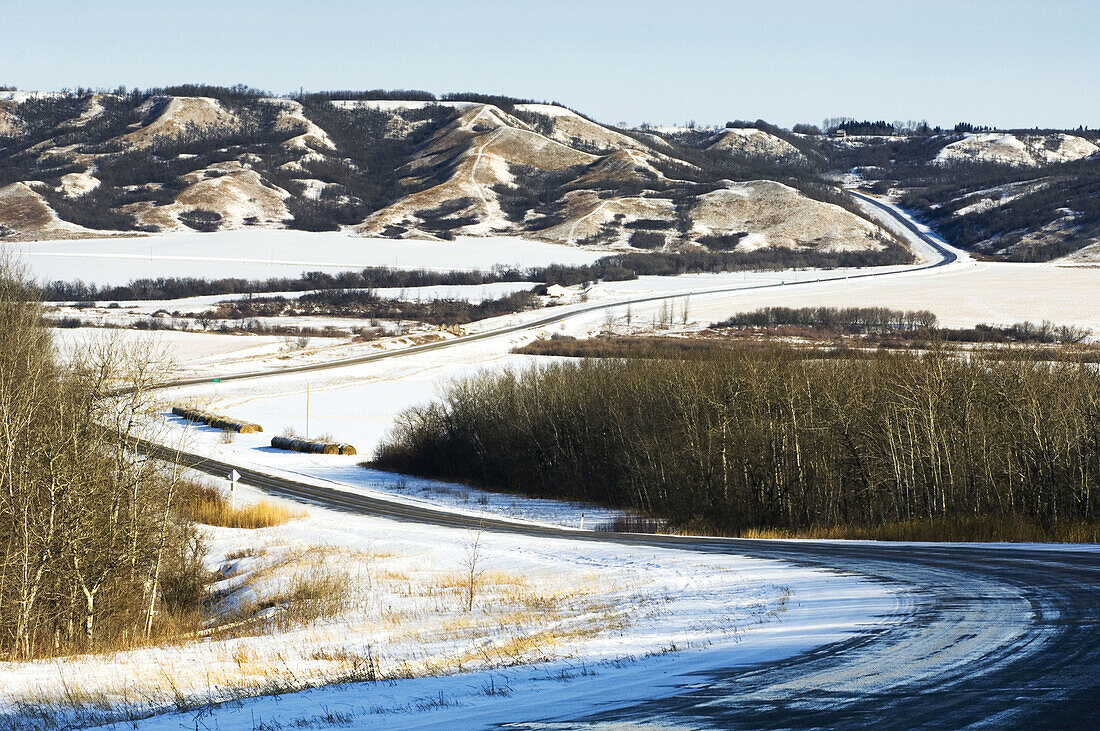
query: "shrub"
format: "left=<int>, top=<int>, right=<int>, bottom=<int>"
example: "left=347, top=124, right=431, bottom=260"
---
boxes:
left=629, top=230, right=665, bottom=249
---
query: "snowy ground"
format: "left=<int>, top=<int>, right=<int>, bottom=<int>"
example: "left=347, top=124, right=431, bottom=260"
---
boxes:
left=669, top=259, right=1100, bottom=332
left=51, top=328, right=342, bottom=368
left=2, top=230, right=605, bottom=285
left=18, top=208, right=1100, bottom=727
left=150, top=349, right=628, bottom=529
left=0, top=479, right=901, bottom=730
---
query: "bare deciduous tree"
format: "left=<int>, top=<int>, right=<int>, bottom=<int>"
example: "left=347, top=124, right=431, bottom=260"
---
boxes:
left=0, top=264, right=204, bottom=660
left=461, top=530, right=486, bottom=612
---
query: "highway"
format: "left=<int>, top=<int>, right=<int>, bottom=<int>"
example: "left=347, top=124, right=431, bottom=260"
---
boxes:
left=143, top=197, right=1100, bottom=728
left=141, top=442, right=1100, bottom=728
left=141, top=192, right=958, bottom=392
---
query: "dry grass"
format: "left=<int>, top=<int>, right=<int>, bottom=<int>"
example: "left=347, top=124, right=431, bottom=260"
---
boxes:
left=0, top=533, right=662, bottom=727
left=271, top=570, right=354, bottom=630
left=739, top=515, right=1100, bottom=543
left=181, top=482, right=305, bottom=529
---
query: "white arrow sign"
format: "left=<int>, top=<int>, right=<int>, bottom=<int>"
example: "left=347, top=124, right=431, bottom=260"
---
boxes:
left=228, top=470, right=240, bottom=508
left=229, top=469, right=240, bottom=483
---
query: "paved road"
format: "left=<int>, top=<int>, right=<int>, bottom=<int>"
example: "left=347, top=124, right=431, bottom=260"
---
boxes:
left=146, top=440, right=1100, bottom=730
left=582, top=540, right=1100, bottom=730
left=141, top=200, right=1100, bottom=728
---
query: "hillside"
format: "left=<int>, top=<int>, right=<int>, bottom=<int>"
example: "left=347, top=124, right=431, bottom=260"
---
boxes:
left=707, top=127, right=808, bottom=163
left=933, top=132, right=1098, bottom=168
left=0, top=88, right=904, bottom=263
left=815, top=126, right=1100, bottom=260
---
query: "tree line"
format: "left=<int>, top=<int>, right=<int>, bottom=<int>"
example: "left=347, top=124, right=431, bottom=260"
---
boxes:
left=373, top=347, right=1100, bottom=538
left=201, top=288, right=541, bottom=326
left=713, top=306, right=1092, bottom=345
left=715, top=306, right=937, bottom=332
left=41, top=266, right=529, bottom=302
left=41, top=242, right=914, bottom=305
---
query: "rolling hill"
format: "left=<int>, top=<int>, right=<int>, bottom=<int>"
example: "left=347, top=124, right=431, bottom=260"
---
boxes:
left=814, top=125, right=1100, bottom=260
left=0, top=88, right=906, bottom=265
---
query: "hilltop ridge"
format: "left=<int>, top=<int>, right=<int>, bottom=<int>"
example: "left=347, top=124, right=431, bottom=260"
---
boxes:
left=0, top=88, right=902, bottom=264
left=3, top=87, right=1099, bottom=261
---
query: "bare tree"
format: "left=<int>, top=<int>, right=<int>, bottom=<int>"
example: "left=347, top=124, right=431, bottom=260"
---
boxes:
left=461, top=530, right=486, bottom=612
left=0, top=264, right=202, bottom=659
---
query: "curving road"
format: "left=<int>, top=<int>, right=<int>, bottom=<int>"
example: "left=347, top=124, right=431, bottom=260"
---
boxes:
left=142, top=197, right=1100, bottom=728
left=143, top=440, right=1100, bottom=729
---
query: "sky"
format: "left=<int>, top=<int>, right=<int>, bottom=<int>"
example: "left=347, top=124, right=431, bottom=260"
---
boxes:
left=4, top=0, right=1098, bottom=130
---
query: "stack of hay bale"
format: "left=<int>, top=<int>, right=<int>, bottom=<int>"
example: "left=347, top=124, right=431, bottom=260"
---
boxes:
left=269, top=436, right=357, bottom=455
left=171, top=406, right=264, bottom=434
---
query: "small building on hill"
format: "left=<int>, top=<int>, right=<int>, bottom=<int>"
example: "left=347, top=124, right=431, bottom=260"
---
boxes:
left=544, top=284, right=571, bottom=299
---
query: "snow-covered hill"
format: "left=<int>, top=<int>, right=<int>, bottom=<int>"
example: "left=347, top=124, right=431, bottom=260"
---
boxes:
left=934, top=132, right=1099, bottom=167
left=707, top=127, right=807, bottom=162
left=0, top=90, right=901, bottom=260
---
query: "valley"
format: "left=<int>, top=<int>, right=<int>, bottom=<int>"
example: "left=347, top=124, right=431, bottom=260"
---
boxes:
left=2, top=78, right=1100, bottom=730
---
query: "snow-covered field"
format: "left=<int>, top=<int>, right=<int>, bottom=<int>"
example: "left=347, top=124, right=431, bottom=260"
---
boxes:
left=57, top=281, right=539, bottom=315
left=673, top=260, right=1100, bottom=332
left=154, top=349, right=612, bottom=527
left=52, top=328, right=323, bottom=367
left=2, top=230, right=605, bottom=285
left=0, top=478, right=900, bottom=730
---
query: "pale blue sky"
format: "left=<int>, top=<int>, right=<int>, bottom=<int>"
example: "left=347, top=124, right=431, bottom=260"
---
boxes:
left=5, top=0, right=1098, bottom=130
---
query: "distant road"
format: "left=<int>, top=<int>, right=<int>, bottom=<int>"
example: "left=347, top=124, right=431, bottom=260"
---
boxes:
left=143, top=191, right=958, bottom=392
left=849, top=189, right=958, bottom=265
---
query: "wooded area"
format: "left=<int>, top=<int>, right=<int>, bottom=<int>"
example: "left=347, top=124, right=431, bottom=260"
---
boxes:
left=0, top=268, right=203, bottom=660
left=373, top=347, right=1100, bottom=540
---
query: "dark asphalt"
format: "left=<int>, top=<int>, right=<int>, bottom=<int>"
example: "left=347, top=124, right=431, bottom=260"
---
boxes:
left=578, top=540, right=1100, bottom=730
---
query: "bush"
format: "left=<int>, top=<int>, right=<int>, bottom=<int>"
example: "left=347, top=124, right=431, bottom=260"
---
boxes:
left=179, top=208, right=223, bottom=232
left=629, top=230, right=665, bottom=249
left=696, top=233, right=746, bottom=250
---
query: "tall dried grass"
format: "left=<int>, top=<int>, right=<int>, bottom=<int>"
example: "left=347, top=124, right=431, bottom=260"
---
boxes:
left=180, top=482, right=305, bottom=529
left=739, top=515, right=1100, bottom=543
